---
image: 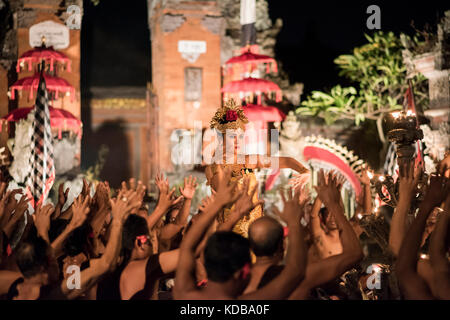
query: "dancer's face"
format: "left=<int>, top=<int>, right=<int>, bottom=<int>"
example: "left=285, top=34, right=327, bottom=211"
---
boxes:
left=223, top=129, right=245, bottom=156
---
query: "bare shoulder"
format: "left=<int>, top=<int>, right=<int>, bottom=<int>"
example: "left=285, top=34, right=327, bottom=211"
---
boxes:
left=120, top=258, right=148, bottom=299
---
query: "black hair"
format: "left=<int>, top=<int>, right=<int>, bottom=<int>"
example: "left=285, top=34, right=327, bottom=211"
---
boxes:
left=49, top=219, right=70, bottom=243
left=15, top=236, right=49, bottom=278
left=248, top=219, right=283, bottom=257
left=319, top=207, right=329, bottom=224
left=63, top=223, right=90, bottom=257
left=122, top=214, right=149, bottom=262
left=204, top=231, right=250, bottom=283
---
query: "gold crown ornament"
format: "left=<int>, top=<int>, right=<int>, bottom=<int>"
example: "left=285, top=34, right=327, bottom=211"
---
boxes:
left=210, top=99, right=249, bottom=133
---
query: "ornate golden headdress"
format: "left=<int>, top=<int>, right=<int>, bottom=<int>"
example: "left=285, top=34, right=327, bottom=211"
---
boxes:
left=210, top=99, right=249, bottom=132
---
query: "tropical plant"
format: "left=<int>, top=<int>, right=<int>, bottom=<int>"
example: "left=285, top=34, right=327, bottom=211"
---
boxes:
left=297, top=31, right=428, bottom=145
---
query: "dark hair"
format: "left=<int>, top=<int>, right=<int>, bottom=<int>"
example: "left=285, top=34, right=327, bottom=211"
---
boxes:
left=204, top=231, right=250, bottom=283
left=122, top=214, right=149, bottom=261
left=319, top=207, right=329, bottom=224
left=15, top=236, right=49, bottom=278
left=63, top=224, right=90, bottom=257
left=248, top=218, right=283, bottom=257
left=48, top=219, right=70, bottom=243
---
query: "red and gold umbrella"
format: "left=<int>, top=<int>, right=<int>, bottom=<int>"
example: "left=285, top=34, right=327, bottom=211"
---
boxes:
left=1, top=106, right=82, bottom=139
left=221, top=77, right=282, bottom=104
left=224, top=51, right=278, bottom=75
left=16, top=46, right=71, bottom=73
left=243, top=104, right=285, bottom=122
left=9, top=73, right=75, bottom=101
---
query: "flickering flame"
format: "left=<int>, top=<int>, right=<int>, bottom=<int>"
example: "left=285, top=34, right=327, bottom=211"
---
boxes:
left=420, top=254, right=428, bottom=260
left=357, top=213, right=363, bottom=220
left=366, top=170, right=374, bottom=179
left=391, top=112, right=401, bottom=119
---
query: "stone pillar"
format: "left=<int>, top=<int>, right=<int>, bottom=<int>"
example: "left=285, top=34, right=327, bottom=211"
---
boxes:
left=148, top=0, right=223, bottom=173
left=410, top=11, right=450, bottom=129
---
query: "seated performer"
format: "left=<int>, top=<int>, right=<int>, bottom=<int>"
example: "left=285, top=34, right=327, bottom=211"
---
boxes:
left=205, top=99, right=308, bottom=237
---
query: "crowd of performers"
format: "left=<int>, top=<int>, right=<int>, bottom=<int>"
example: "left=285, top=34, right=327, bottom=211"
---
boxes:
left=0, top=103, right=449, bottom=300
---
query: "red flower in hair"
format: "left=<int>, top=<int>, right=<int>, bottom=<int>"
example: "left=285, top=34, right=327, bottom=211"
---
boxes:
left=225, top=110, right=238, bottom=121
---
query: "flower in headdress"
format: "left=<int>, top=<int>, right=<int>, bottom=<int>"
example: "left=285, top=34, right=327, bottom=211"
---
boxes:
left=226, top=110, right=238, bottom=121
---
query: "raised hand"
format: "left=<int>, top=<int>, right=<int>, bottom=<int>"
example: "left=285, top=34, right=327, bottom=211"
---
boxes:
left=422, top=174, right=450, bottom=208
left=314, top=170, right=342, bottom=208
left=157, top=185, right=183, bottom=212
left=58, top=183, right=70, bottom=208
left=0, top=190, right=11, bottom=227
left=0, top=182, right=7, bottom=199
left=33, top=203, right=54, bottom=242
left=4, top=189, right=22, bottom=216
left=213, top=165, right=240, bottom=206
left=398, top=161, right=421, bottom=200
left=179, top=175, right=198, bottom=200
left=233, top=177, right=263, bottom=216
left=437, top=153, right=450, bottom=178
left=273, top=187, right=303, bottom=226
left=155, top=172, right=169, bottom=193
left=81, top=178, right=91, bottom=199
left=70, top=195, right=91, bottom=230
left=110, top=190, right=141, bottom=224
left=198, top=193, right=215, bottom=214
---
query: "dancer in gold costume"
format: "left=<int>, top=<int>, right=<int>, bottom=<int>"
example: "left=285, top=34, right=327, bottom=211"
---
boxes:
left=205, top=100, right=308, bottom=238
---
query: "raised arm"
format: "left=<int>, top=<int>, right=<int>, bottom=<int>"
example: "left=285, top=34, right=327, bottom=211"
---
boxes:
left=61, top=191, right=140, bottom=299
left=359, top=168, right=373, bottom=214
left=240, top=187, right=307, bottom=300
left=290, top=171, right=363, bottom=299
left=245, top=155, right=308, bottom=174
left=51, top=195, right=91, bottom=258
left=396, top=174, right=448, bottom=300
left=174, top=167, right=238, bottom=299
left=309, top=196, right=325, bottom=247
left=217, top=177, right=263, bottom=232
left=429, top=201, right=450, bottom=299
left=389, top=162, right=421, bottom=256
left=147, top=173, right=183, bottom=231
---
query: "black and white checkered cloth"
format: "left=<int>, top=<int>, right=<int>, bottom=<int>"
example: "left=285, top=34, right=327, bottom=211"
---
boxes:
left=25, top=72, right=55, bottom=206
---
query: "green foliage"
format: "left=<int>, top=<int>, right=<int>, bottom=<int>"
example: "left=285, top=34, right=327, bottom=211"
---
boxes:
left=297, top=31, right=428, bottom=125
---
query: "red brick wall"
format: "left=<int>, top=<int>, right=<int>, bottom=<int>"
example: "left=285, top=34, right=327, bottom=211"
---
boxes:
left=151, top=1, right=222, bottom=172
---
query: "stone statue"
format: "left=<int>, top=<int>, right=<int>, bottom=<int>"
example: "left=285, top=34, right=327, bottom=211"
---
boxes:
left=7, top=113, right=33, bottom=184
left=277, top=111, right=305, bottom=162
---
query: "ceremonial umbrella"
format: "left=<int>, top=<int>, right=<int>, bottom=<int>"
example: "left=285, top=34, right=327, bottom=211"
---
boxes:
left=243, top=104, right=285, bottom=122
left=224, top=50, right=277, bottom=75
left=9, top=73, right=75, bottom=101
left=16, top=46, right=71, bottom=73
left=221, top=77, right=282, bottom=104
left=2, top=106, right=82, bottom=139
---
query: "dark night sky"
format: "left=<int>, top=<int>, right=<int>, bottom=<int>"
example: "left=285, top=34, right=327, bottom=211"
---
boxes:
left=81, top=0, right=448, bottom=95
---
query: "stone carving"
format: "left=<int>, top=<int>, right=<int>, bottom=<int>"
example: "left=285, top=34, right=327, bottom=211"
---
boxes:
left=421, top=123, right=450, bottom=172
left=7, top=113, right=34, bottom=184
left=53, top=136, right=79, bottom=175
left=16, top=9, right=37, bottom=28
left=161, top=13, right=186, bottom=33
left=277, top=111, right=305, bottom=162
left=201, top=15, right=224, bottom=35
